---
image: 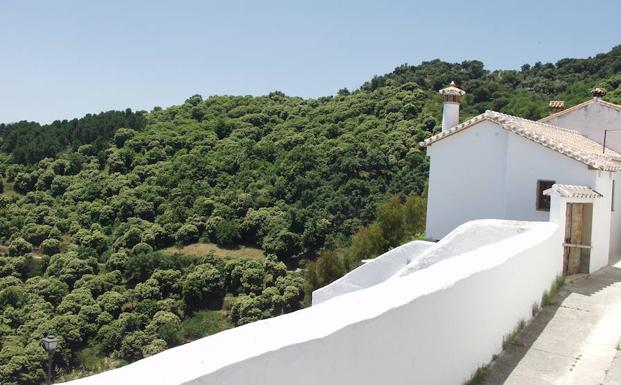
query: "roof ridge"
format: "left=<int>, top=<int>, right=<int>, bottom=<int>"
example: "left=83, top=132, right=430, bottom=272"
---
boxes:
left=597, top=98, right=621, bottom=111
left=539, top=98, right=621, bottom=122
left=538, top=99, right=595, bottom=122
left=487, top=110, right=582, bottom=134
left=421, top=109, right=621, bottom=172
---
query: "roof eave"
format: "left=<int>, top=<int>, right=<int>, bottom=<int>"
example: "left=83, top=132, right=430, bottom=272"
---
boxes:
left=419, top=114, right=496, bottom=148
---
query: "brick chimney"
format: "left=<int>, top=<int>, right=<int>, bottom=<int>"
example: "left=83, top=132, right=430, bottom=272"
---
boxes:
left=548, top=100, right=565, bottom=115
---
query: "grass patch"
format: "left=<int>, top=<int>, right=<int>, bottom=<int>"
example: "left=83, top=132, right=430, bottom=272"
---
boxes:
left=58, top=344, right=124, bottom=381
left=464, top=365, right=489, bottom=385
left=502, top=319, right=526, bottom=350
left=76, top=344, right=108, bottom=372
left=178, top=309, right=233, bottom=342
left=163, top=242, right=265, bottom=259
left=542, top=275, right=565, bottom=307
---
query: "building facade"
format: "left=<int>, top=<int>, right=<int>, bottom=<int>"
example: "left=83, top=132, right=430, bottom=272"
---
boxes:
left=423, top=85, right=621, bottom=272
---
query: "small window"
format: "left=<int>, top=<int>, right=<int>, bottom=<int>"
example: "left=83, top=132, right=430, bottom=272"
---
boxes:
left=536, top=180, right=555, bottom=211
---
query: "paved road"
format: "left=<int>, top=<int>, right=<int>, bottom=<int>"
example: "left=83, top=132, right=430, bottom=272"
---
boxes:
left=482, top=262, right=621, bottom=385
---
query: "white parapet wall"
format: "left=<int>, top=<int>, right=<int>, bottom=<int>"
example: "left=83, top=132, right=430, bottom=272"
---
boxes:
left=312, top=240, right=434, bottom=305
left=313, top=220, right=535, bottom=305
left=66, top=220, right=561, bottom=385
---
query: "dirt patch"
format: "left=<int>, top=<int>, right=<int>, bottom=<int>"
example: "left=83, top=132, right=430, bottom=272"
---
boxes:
left=163, top=242, right=265, bottom=259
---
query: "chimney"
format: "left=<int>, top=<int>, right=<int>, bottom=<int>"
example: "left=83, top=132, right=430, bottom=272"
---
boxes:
left=439, top=81, right=465, bottom=132
left=592, top=87, right=607, bottom=99
left=548, top=100, right=565, bottom=114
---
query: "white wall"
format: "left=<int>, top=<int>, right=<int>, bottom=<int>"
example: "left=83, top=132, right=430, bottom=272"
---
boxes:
left=426, top=121, right=509, bottom=239
left=503, top=133, right=596, bottom=222
left=611, top=173, right=621, bottom=258
left=400, top=219, right=533, bottom=276
left=425, top=120, right=598, bottom=240
left=314, top=220, right=532, bottom=305
left=66, top=220, right=561, bottom=385
left=441, top=101, right=460, bottom=131
left=545, top=101, right=621, bottom=153
left=312, top=240, right=434, bottom=305
left=543, top=101, right=621, bottom=262
left=592, top=171, right=613, bottom=271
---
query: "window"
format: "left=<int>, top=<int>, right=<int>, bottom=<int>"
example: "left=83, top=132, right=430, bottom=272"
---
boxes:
left=536, top=180, right=555, bottom=211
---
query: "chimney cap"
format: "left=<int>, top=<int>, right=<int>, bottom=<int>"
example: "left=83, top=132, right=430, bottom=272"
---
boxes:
left=439, top=81, right=465, bottom=96
left=592, top=87, right=607, bottom=98
left=549, top=100, right=565, bottom=108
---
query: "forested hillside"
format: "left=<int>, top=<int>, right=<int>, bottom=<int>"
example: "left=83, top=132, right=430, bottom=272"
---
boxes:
left=0, top=45, right=620, bottom=384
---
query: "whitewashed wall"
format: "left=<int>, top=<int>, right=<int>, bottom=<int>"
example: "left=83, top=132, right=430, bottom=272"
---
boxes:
left=66, top=220, right=561, bottom=385
left=543, top=101, right=621, bottom=260
left=425, top=121, right=509, bottom=239
left=592, top=171, right=613, bottom=271
left=544, top=101, right=621, bottom=153
left=312, top=240, right=434, bottom=305
left=611, top=173, right=621, bottom=258
left=424, top=120, right=598, bottom=240
left=503, top=133, right=596, bottom=222
left=313, top=220, right=532, bottom=305
left=399, top=219, right=531, bottom=276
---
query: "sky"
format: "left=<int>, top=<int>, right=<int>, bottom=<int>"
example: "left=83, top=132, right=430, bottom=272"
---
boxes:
left=1, top=0, right=620, bottom=124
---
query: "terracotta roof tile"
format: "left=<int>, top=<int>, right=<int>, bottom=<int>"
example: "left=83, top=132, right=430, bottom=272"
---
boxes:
left=439, top=81, right=465, bottom=96
left=420, top=110, right=621, bottom=172
left=543, top=184, right=603, bottom=199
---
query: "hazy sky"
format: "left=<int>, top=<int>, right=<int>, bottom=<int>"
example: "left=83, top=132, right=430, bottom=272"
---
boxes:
left=1, top=0, right=619, bottom=123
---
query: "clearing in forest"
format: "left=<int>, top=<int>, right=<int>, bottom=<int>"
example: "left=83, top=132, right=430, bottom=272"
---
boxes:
left=163, top=242, right=265, bottom=259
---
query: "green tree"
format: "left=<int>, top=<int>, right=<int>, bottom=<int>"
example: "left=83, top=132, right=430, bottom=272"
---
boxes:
left=174, top=223, right=199, bottom=245
left=213, top=220, right=240, bottom=247
left=262, top=231, right=302, bottom=260
left=145, top=310, right=181, bottom=345
left=25, top=277, right=69, bottom=306
left=183, top=263, right=225, bottom=310
left=8, top=238, right=32, bottom=257
left=40, top=238, right=62, bottom=256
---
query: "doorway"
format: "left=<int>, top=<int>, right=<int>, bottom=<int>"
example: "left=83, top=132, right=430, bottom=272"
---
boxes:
left=563, top=203, right=593, bottom=275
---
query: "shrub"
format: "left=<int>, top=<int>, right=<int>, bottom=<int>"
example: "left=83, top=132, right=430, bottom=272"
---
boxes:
left=213, top=220, right=240, bottom=247
left=8, top=237, right=32, bottom=257
left=145, top=311, right=181, bottom=345
left=40, top=238, right=62, bottom=256
left=183, top=263, right=225, bottom=310
left=174, top=224, right=199, bottom=245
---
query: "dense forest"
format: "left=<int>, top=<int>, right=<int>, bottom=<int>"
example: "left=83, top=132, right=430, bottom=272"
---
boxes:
left=0, top=45, right=620, bottom=384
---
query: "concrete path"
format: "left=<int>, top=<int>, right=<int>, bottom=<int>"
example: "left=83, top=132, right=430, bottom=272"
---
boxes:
left=604, top=349, right=621, bottom=385
left=482, top=262, right=621, bottom=385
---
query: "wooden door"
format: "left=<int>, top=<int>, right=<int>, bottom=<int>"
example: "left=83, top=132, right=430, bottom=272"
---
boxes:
left=563, top=203, right=592, bottom=275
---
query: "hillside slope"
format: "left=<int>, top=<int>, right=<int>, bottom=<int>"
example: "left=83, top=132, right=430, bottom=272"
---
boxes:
left=0, top=45, right=619, bottom=384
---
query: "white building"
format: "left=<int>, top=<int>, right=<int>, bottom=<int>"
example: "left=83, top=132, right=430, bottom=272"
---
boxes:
left=424, top=84, right=621, bottom=273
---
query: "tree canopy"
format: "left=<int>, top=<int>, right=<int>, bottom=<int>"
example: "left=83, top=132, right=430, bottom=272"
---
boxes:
left=0, top=45, right=620, bottom=383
